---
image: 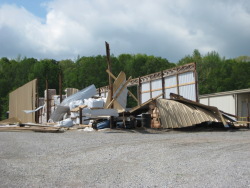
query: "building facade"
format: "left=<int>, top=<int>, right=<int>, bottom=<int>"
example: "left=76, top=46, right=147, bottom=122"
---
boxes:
left=199, top=88, right=250, bottom=122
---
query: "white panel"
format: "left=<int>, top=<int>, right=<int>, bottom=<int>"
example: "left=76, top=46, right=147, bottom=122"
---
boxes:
left=209, top=95, right=235, bottom=115
left=178, top=72, right=195, bottom=84
left=101, top=92, right=108, bottom=98
left=142, top=93, right=151, bottom=103
left=141, top=82, right=151, bottom=103
left=165, top=75, right=176, bottom=87
left=200, top=98, right=209, bottom=105
left=151, top=79, right=162, bottom=90
left=141, top=82, right=150, bottom=92
left=152, top=90, right=162, bottom=98
left=165, top=88, right=177, bottom=99
left=179, top=84, right=196, bottom=101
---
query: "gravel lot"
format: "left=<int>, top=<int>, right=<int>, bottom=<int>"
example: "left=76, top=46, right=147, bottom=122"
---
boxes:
left=0, top=128, right=250, bottom=188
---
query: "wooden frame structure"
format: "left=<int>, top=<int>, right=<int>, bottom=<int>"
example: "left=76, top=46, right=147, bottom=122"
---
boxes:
left=98, top=62, right=198, bottom=105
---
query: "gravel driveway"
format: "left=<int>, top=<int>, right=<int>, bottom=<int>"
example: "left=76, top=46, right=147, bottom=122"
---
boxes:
left=0, top=128, right=249, bottom=188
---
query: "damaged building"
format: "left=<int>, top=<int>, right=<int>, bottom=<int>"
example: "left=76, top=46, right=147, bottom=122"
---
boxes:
left=1, top=62, right=242, bottom=132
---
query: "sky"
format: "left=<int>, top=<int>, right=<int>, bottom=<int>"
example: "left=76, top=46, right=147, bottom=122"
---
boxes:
left=0, top=0, right=250, bottom=63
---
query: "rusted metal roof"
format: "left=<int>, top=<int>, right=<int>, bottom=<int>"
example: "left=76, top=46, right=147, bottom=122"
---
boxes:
left=156, top=98, right=223, bottom=128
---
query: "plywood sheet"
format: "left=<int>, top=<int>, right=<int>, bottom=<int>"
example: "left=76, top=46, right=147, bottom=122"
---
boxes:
left=9, top=79, right=37, bottom=123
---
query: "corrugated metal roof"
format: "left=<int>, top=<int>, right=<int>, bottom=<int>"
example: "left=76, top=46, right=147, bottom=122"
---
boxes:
left=156, top=98, right=222, bottom=128
left=130, top=94, right=163, bottom=115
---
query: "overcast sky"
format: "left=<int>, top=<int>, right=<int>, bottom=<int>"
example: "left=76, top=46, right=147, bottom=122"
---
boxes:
left=0, top=0, right=249, bottom=62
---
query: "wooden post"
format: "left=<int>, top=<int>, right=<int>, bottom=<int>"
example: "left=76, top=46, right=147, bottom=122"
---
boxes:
left=247, top=99, right=250, bottom=128
left=98, top=88, right=101, bottom=97
left=46, top=79, right=49, bottom=122
left=194, top=62, right=199, bottom=102
left=176, top=72, right=180, bottom=95
left=105, top=41, right=114, bottom=128
left=149, top=78, right=152, bottom=99
left=35, top=79, right=39, bottom=123
left=138, top=77, right=141, bottom=105
left=79, top=107, right=83, bottom=125
left=59, top=69, right=63, bottom=103
left=161, top=71, right=165, bottom=99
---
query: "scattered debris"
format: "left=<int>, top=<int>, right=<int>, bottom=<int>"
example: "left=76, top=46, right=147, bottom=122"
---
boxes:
left=4, top=59, right=247, bottom=133
left=0, top=117, right=22, bottom=125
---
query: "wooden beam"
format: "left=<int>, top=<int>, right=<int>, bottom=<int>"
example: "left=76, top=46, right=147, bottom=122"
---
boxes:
left=106, top=76, right=132, bottom=109
left=79, top=106, right=83, bottom=125
left=105, top=42, right=114, bottom=129
left=106, top=69, right=139, bottom=103
left=161, top=71, right=165, bottom=99
left=46, top=79, right=49, bottom=122
left=176, top=73, right=180, bottom=95
left=70, top=105, right=87, bottom=112
left=59, top=69, right=63, bottom=103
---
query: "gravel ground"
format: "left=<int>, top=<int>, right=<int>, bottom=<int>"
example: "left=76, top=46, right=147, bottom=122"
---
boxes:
left=0, top=128, right=250, bottom=188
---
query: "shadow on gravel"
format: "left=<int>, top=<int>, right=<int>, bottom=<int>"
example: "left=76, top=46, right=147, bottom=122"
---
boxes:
left=103, top=128, right=167, bottom=134
left=172, top=123, right=249, bottom=133
left=102, top=123, right=249, bottom=134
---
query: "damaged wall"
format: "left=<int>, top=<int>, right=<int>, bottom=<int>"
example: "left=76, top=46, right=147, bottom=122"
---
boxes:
left=9, top=79, right=37, bottom=123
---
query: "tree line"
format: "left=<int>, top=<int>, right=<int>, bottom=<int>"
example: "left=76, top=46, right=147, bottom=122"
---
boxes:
left=0, top=51, right=250, bottom=120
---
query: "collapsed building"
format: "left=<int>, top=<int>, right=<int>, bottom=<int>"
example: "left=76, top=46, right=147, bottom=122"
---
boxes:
left=1, top=62, right=242, bottom=131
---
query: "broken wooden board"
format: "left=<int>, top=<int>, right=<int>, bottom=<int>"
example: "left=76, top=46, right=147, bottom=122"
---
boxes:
left=0, top=126, right=64, bottom=133
left=106, top=76, right=132, bottom=109
left=104, top=71, right=128, bottom=112
left=106, top=69, right=138, bottom=103
left=70, top=105, right=88, bottom=112
left=79, top=124, right=92, bottom=128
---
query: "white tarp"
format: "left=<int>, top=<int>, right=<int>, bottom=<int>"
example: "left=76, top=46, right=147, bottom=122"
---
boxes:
left=61, top=84, right=97, bottom=106
left=23, top=105, right=44, bottom=114
left=57, top=118, right=74, bottom=127
left=82, top=108, right=119, bottom=117
left=69, top=100, right=84, bottom=110
left=49, top=105, right=70, bottom=122
left=84, top=98, right=104, bottom=108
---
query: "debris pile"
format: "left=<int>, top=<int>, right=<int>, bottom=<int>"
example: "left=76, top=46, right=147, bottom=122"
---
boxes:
left=2, top=61, right=243, bottom=133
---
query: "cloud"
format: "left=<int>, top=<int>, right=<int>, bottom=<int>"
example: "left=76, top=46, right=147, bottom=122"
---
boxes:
left=0, top=0, right=250, bottom=62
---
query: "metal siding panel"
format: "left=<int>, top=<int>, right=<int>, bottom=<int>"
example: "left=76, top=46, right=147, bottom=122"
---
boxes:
left=141, top=93, right=151, bottom=103
left=151, top=79, right=162, bottom=90
left=141, top=82, right=151, bottom=103
left=152, top=90, right=163, bottom=98
left=178, top=72, right=195, bottom=84
left=141, top=82, right=150, bottom=92
left=164, top=75, right=176, bottom=87
left=179, top=84, right=196, bottom=101
left=209, top=95, right=235, bottom=115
